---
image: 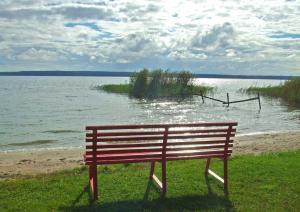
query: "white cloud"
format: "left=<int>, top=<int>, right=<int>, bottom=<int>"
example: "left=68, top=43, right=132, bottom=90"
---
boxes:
left=17, top=48, right=66, bottom=61
left=0, top=0, right=299, bottom=75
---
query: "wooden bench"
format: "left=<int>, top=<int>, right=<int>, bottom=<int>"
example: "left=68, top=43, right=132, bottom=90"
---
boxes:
left=84, top=122, right=238, bottom=200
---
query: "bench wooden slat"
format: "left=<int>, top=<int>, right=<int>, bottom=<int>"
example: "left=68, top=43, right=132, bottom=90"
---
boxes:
left=86, top=122, right=238, bottom=130
left=166, top=144, right=233, bottom=152
left=86, top=128, right=236, bottom=138
left=86, top=133, right=235, bottom=142
left=86, top=136, right=164, bottom=142
left=166, top=150, right=232, bottom=158
left=85, top=140, right=233, bottom=150
left=167, top=133, right=235, bottom=140
left=166, top=140, right=233, bottom=146
left=86, top=148, right=163, bottom=155
left=164, top=154, right=225, bottom=161
left=85, top=149, right=232, bottom=162
left=85, top=152, right=162, bottom=161
left=85, top=153, right=229, bottom=165
left=85, top=144, right=233, bottom=155
left=85, top=157, right=161, bottom=165
left=86, top=131, right=165, bottom=137
left=86, top=142, right=162, bottom=149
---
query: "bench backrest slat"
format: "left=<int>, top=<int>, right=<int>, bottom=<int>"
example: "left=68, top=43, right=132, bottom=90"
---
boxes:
left=85, top=139, right=233, bottom=149
left=86, top=133, right=235, bottom=142
left=86, top=136, right=164, bottom=142
left=86, top=122, right=237, bottom=130
left=86, top=128, right=236, bottom=138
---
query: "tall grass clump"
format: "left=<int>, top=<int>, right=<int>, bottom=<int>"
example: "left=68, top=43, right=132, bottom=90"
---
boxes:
left=129, top=69, right=211, bottom=98
left=246, top=78, right=300, bottom=106
left=96, top=69, right=212, bottom=99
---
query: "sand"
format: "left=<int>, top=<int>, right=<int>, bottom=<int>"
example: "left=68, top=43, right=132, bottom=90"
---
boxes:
left=1, top=131, right=300, bottom=179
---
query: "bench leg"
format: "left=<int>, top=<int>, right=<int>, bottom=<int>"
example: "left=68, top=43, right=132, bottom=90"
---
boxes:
left=204, top=158, right=211, bottom=176
left=149, top=161, right=166, bottom=197
left=162, top=160, right=167, bottom=197
left=89, top=165, right=98, bottom=200
left=149, top=161, right=155, bottom=179
left=224, top=158, right=228, bottom=195
left=204, top=158, right=229, bottom=195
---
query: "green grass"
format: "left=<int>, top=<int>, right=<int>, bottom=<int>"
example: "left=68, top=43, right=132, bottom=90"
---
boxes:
left=245, top=79, right=300, bottom=106
left=95, top=84, right=130, bottom=94
left=1, top=150, right=300, bottom=211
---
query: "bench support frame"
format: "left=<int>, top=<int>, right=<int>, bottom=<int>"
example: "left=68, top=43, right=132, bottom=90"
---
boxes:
left=89, top=165, right=98, bottom=200
left=204, top=158, right=228, bottom=195
left=204, top=125, right=231, bottom=195
left=149, top=161, right=166, bottom=197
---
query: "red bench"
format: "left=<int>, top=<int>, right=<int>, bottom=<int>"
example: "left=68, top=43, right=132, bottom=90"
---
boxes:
left=84, top=122, right=237, bottom=200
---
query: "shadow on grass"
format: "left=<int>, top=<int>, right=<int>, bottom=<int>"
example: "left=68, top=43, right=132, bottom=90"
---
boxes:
left=62, top=177, right=233, bottom=211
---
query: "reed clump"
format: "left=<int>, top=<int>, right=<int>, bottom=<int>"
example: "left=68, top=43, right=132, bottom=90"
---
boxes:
left=246, top=79, right=300, bottom=106
left=97, top=69, right=212, bottom=99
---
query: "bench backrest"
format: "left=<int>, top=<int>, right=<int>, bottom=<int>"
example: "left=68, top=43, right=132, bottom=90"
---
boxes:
left=85, top=122, right=237, bottom=165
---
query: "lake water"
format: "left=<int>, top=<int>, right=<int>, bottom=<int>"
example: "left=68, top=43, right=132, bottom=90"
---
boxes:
left=0, top=76, right=300, bottom=152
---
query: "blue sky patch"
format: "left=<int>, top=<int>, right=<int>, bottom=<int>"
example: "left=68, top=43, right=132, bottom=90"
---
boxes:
left=64, top=22, right=113, bottom=39
left=64, top=22, right=100, bottom=31
left=270, top=31, right=300, bottom=39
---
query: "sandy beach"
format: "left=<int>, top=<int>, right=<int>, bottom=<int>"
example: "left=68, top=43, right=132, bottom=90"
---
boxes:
left=1, top=131, right=299, bottom=179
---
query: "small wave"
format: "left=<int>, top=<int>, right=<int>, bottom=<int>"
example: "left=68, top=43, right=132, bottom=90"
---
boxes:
left=0, top=145, right=84, bottom=153
left=237, top=129, right=300, bottom=137
left=65, top=95, right=78, bottom=98
left=7, top=139, right=56, bottom=146
left=42, top=130, right=81, bottom=134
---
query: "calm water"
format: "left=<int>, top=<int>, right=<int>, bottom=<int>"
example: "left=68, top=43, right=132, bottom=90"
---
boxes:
left=0, top=76, right=299, bottom=152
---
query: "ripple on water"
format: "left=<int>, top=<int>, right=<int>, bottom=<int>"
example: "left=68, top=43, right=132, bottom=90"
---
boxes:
left=42, top=129, right=82, bottom=134
left=6, top=139, right=57, bottom=146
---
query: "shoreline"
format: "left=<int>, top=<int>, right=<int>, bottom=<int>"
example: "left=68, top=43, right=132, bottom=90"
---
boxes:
left=1, top=131, right=300, bottom=179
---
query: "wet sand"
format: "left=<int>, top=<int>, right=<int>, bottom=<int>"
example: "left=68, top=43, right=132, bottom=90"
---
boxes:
left=1, top=131, right=299, bottom=179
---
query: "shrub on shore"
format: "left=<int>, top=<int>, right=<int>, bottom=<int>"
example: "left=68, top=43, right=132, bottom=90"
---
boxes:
left=96, top=69, right=212, bottom=99
left=245, top=78, right=300, bottom=106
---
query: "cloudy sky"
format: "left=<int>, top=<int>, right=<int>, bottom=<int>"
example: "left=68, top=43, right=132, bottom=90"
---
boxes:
left=0, top=0, right=299, bottom=75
